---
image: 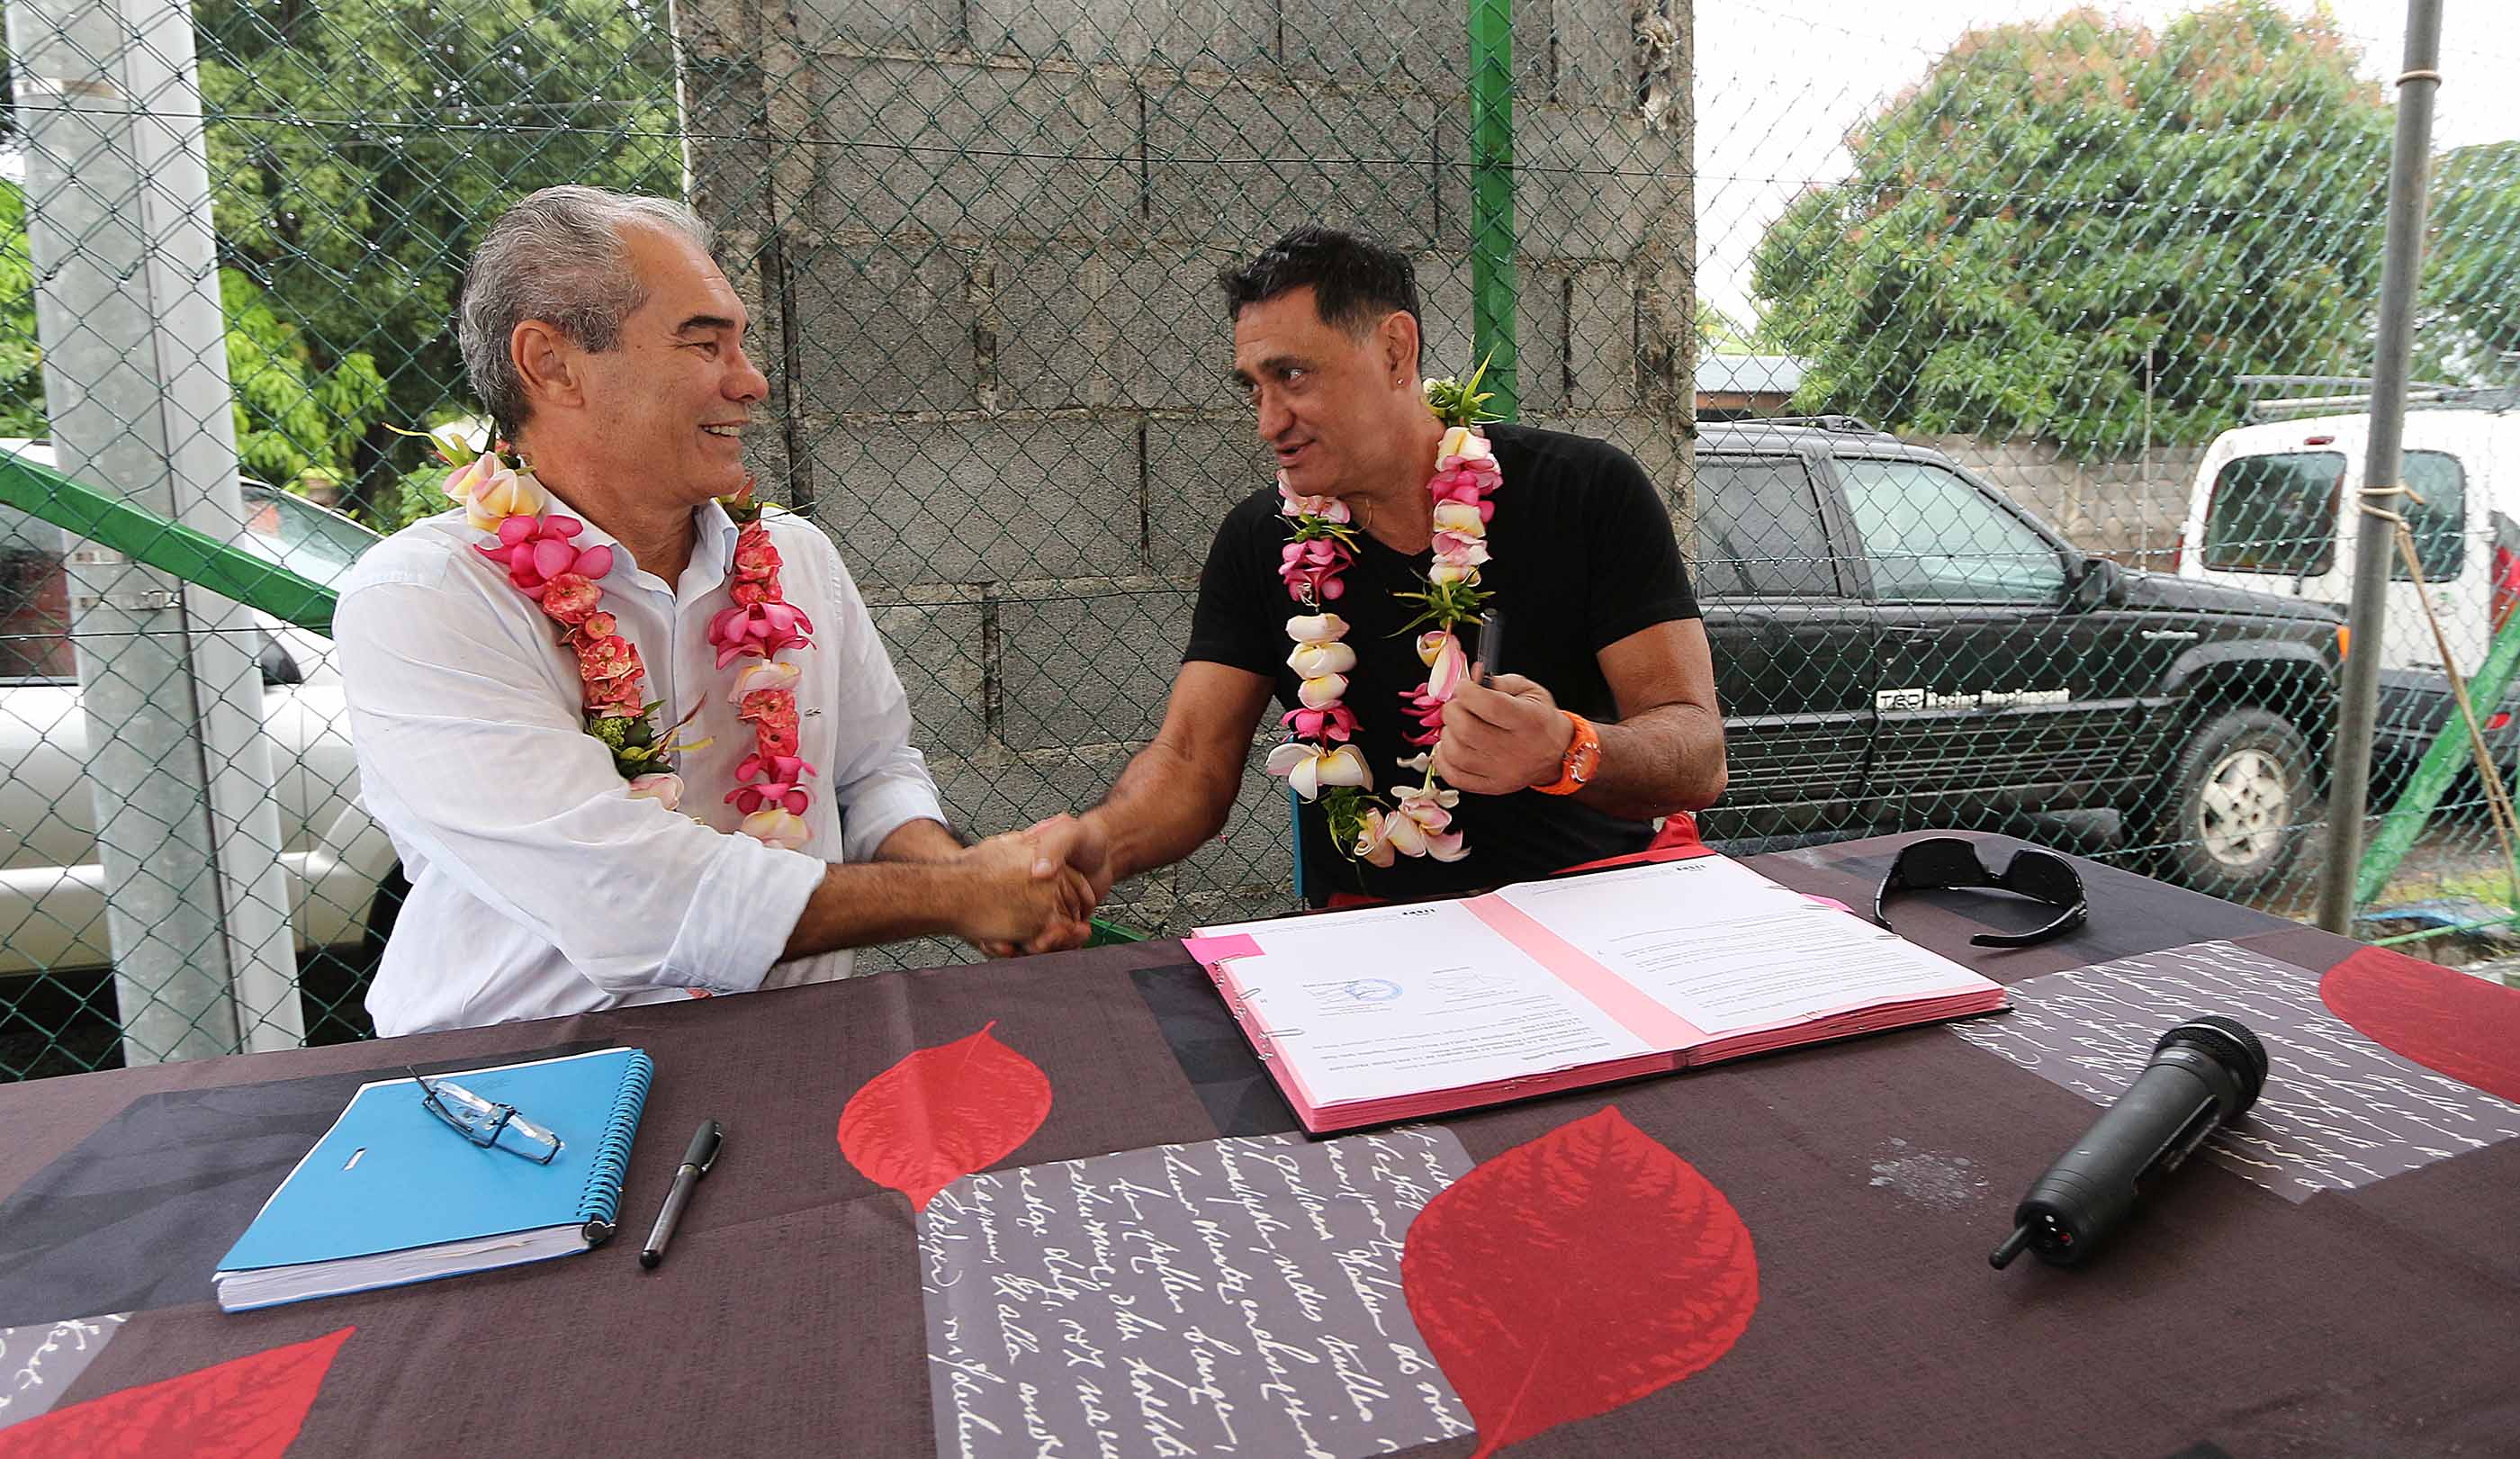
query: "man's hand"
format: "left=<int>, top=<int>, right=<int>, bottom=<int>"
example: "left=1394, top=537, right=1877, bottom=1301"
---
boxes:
left=954, top=832, right=1095, bottom=952
left=1023, top=813, right=1116, bottom=903
left=1432, top=673, right=1575, bottom=795
left=965, top=814, right=1112, bottom=958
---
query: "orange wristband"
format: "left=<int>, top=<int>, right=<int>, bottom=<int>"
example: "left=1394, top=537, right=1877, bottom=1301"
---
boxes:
left=1535, top=712, right=1599, bottom=795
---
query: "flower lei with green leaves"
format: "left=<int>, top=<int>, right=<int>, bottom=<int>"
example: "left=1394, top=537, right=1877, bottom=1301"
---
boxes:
left=1265, top=365, right=1504, bottom=866
left=396, top=421, right=820, bottom=850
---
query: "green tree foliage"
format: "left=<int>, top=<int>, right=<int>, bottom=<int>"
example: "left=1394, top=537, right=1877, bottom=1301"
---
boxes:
left=194, top=0, right=683, bottom=450
left=0, top=181, right=390, bottom=479
left=222, top=268, right=390, bottom=486
left=1, top=3, right=680, bottom=521
left=2426, top=140, right=2520, bottom=374
left=1751, top=2, right=2392, bottom=455
left=0, top=182, right=47, bottom=438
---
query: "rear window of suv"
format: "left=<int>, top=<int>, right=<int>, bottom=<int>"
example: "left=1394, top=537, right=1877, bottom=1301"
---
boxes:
left=2396, top=450, right=2465, bottom=581
left=2202, top=448, right=2465, bottom=581
left=2202, top=451, right=2344, bottom=575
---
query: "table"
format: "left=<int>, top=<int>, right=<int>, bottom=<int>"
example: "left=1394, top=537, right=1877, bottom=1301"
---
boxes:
left=2, top=833, right=2515, bottom=1458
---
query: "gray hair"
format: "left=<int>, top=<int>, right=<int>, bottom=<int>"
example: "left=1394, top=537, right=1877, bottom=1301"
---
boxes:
left=457, top=186, right=716, bottom=437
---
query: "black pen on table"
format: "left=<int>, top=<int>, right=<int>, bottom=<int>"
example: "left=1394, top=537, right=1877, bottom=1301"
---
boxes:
left=640, top=1120, right=723, bottom=1270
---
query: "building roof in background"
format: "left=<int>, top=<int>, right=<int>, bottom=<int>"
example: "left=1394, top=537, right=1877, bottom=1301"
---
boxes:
left=1696, top=354, right=1805, bottom=395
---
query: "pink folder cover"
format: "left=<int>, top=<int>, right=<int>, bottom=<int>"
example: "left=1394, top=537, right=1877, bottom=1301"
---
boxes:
left=1192, top=886, right=2003, bottom=1133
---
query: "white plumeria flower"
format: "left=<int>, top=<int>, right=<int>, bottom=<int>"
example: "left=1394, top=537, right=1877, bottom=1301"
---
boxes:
left=729, top=659, right=803, bottom=700
left=1428, top=558, right=1480, bottom=587
left=1424, top=634, right=1468, bottom=699
left=1277, top=480, right=1352, bottom=522
left=1431, top=500, right=1487, bottom=536
left=1265, top=742, right=1371, bottom=800
left=428, top=419, right=486, bottom=466
left=1288, top=640, right=1357, bottom=677
left=1437, top=426, right=1495, bottom=462
left=741, top=806, right=812, bottom=851
left=1286, top=613, right=1350, bottom=643
left=1392, top=784, right=1467, bottom=860
left=1353, top=808, right=1399, bottom=867
left=1396, top=751, right=1434, bottom=775
left=1297, top=673, right=1350, bottom=710
left=1395, top=782, right=1460, bottom=812
left=626, top=771, right=686, bottom=811
left=1436, top=538, right=1492, bottom=569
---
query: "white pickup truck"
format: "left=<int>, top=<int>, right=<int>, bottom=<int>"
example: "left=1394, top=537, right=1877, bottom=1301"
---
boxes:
left=1, top=444, right=397, bottom=981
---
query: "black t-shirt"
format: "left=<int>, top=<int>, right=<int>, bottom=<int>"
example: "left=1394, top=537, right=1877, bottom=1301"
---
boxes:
left=1185, top=422, right=1699, bottom=903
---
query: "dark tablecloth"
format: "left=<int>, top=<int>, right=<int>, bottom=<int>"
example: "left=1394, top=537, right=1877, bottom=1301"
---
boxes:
left=2, top=833, right=2514, bottom=1458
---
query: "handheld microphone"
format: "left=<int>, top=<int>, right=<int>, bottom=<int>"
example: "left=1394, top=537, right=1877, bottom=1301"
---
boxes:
left=1990, top=1013, right=2268, bottom=1270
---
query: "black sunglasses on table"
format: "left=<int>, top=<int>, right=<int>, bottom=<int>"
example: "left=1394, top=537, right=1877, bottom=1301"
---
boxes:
left=1874, top=837, right=2088, bottom=949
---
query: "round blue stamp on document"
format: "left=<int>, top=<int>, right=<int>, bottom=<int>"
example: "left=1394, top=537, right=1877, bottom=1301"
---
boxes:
left=1343, top=978, right=1404, bottom=1003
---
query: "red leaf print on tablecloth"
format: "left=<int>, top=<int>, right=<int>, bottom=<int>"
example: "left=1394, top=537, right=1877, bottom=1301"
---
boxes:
left=838, top=1021, right=1051, bottom=1210
left=1403, top=1107, right=1757, bottom=1457
left=2322, top=945, right=2520, bottom=1105
left=0, top=1326, right=351, bottom=1459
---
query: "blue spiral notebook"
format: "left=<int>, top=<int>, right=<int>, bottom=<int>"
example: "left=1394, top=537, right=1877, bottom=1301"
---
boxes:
left=212, top=1048, right=652, bottom=1312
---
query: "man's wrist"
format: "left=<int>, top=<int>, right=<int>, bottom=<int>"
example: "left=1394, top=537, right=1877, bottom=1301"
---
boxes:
left=872, top=816, right=964, bottom=864
left=1534, top=712, right=1601, bottom=795
left=939, top=860, right=996, bottom=941
left=1076, top=805, right=1126, bottom=888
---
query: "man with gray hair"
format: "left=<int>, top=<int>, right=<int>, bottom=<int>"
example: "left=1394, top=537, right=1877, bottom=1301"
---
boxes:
left=335, top=186, right=1091, bottom=1035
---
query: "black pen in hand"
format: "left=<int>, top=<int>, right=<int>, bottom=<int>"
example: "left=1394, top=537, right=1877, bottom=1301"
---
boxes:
left=1475, top=607, right=1506, bottom=687
left=640, top=1120, right=723, bottom=1270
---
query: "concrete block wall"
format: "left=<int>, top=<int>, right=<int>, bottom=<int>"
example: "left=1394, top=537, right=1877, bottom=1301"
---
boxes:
left=676, top=0, right=1695, bottom=963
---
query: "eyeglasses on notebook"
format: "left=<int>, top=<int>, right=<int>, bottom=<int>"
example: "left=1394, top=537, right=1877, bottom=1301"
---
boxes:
left=410, top=1067, right=564, bottom=1164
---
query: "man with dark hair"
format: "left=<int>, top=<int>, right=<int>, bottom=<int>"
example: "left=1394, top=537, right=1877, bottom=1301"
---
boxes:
left=1021, top=225, right=1724, bottom=921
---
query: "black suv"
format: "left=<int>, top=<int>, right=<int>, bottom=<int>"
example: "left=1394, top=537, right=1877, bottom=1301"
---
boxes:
left=1692, top=419, right=2344, bottom=898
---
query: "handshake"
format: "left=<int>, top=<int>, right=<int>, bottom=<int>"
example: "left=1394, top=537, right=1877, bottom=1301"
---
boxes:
left=951, top=813, right=1116, bottom=958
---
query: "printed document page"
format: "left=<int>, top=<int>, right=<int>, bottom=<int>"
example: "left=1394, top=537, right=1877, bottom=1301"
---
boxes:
left=1195, top=902, right=1655, bottom=1107
left=1493, top=857, right=1994, bottom=1037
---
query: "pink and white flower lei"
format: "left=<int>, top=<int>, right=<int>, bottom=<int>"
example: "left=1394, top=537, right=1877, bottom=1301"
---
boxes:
left=433, top=429, right=820, bottom=851
left=1264, top=383, right=1502, bottom=868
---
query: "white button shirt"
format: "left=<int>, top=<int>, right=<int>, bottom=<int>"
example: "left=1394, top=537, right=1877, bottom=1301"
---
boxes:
left=334, top=495, right=945, bottom=1036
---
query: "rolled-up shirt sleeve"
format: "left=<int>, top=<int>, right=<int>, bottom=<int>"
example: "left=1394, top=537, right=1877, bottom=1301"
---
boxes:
left=797, top=533, right=950, bottom=862
left=334, top=575, right=824, bottom=996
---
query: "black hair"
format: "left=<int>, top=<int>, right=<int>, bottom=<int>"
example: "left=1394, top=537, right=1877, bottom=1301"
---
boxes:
left=1218, top=225, right=1423, bottom=369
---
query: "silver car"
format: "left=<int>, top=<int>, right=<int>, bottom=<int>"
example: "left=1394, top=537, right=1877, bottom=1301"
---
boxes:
left=1, top=444, right=396, bottom=984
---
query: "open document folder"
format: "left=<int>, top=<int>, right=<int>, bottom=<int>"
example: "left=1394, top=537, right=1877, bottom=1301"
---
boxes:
left=1187, top=856, right=2008, bottom=1133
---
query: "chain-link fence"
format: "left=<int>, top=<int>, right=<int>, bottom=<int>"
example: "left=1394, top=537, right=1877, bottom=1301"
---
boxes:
left=3, top=0, right=2516, bottom=1080
left=1696, top=0, right=2520, bottom=966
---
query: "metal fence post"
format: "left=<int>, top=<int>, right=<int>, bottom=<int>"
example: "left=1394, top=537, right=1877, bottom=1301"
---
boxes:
left=2316, top=0, right=2444, bottom=935
left=1467, top=0, right=1517, bottom=417
left=5, top=0, right=306, bottom=1058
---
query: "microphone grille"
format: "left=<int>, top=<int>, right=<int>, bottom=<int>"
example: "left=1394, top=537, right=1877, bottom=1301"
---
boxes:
left=2156, top=1014, right=2269, bottom=1112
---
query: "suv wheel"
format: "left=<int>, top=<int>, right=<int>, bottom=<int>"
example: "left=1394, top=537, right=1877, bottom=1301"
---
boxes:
left=2147, top=707, right=2312, bottom=899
